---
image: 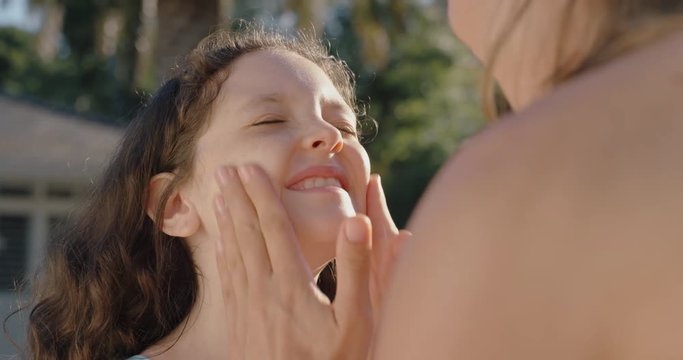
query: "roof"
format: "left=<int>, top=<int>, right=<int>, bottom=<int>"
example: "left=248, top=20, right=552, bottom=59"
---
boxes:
left=0, top=96, right=124, bottom=182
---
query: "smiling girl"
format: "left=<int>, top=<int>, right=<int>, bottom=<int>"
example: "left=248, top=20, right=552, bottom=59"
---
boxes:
left=26, top=26, right=406, bottom=360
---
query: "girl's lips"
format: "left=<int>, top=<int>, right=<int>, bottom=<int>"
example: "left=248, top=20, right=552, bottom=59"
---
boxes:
left=286, top=165, right=350, bottom=191
left=290, top=176, right=343, bottom=191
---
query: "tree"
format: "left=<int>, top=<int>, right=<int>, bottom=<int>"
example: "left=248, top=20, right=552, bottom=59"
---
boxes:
left=285, top=0, right=327, bottom=35
left=33, top=0, right=64, bottom=62
left=1, top=0, right=485, bottom=226
left=328, top=1, right=485, bottom=226
left=156, top=0, right=220, bottom=81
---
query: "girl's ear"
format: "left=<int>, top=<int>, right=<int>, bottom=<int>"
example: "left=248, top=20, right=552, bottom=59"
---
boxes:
left=147, top=173, right=201, bottom=237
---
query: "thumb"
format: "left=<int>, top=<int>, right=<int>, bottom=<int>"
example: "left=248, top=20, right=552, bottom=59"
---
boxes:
left=334, top=215, right=373, bottom=328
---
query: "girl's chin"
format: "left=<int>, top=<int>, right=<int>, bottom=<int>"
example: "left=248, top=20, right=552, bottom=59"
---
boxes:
left=284, top=197, right=358, bottom=268
left=291, top=217, right=348, bottom=270
left=293, top=210, right=356, bottom=241
left=283, top=188, right=358, bottom=220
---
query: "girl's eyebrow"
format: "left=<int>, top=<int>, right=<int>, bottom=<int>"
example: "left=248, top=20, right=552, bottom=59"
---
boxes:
left=237, top=93, right=355, bottom=121
left=323, top=100, right=356, bottom=120
left=238, top=94, right=284, bottom=112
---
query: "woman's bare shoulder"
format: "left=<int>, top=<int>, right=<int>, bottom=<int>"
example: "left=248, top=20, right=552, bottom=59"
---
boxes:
left=405, top=26, right=683, bottom=299
left=373, top=29, right=683, bottom=360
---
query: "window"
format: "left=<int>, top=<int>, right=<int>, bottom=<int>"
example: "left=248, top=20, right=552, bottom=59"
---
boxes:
left=0, top=182, right=85, bottom=292
left=47, top=184, right=79, bottom=199
left=0, top=184, right=32, bottom=197
left=0, top=215, right=28, bottom=290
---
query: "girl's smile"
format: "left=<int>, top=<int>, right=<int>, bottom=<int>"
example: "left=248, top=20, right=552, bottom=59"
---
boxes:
left=186, top=49, right=370, bottom=271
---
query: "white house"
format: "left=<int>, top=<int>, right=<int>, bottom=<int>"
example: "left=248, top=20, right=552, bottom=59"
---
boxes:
left=0, top=95, right=122, bottom=355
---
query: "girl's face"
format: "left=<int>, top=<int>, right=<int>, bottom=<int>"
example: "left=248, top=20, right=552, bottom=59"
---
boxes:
left=185, top=49, right=370, bottom=271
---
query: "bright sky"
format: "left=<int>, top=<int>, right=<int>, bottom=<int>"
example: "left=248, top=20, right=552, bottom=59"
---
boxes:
left=0, top=0, right=42, bottom=32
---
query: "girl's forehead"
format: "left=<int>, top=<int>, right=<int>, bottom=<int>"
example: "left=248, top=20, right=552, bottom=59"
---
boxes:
left=216, top=50, right=350, bottom=112
left=227, top=51, right=336, bottom=92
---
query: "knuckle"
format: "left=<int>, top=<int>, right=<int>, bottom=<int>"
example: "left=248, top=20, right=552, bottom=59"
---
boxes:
left=264, top=208, right=290, bottom=232
left=346, top=252, right=372, bottom=271
left=242, top=219, right=262, bottom=238
left=270, top=217, right=291, bottom=235
left=231, top=261, right=247, bottom=283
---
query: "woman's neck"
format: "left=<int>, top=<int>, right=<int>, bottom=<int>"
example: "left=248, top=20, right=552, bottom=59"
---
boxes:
left=492, top=0, right=608, bottom=110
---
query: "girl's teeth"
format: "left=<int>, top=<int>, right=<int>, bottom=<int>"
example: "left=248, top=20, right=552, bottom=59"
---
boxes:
left=296, top=177, right=342, bottom=190
left=303, top=178, right=316, bottom=189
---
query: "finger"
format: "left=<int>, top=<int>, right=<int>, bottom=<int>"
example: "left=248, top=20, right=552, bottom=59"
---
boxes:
left=212, top=195, right=245, bottom=347
left=237, top=164, right=311, bottom=282
left=366, top=174, right=399, bottom=235
left=333, top=215, right=373, bottom=329
left=392, top=229, right=413, bottom=260
left=366, top=174, right=398, bottom=275
left=213, top=195, right=246, bottom=300
left=373, top=229, right=413, bottom=310
left=216, top=166, right=273, bottom=280
left=381, top=229, right=413, bottom=279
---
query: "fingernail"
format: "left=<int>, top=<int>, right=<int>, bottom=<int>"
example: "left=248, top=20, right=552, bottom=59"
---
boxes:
left=345, top=218, right=367, bottom=243
left=375, top=174, right=383, bottom=188
left=214, top=196, right=227, bottom=213
left=237, top=165, right=251, bottom=182
left=216, top=166, right=233, bottom=185
left=215, top=236, right=224, bottom=254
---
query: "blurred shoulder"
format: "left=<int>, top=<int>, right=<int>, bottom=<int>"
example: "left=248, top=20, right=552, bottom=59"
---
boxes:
left=410, top=27, right=683, bottom=235
left=390, top=27, right=683, bottom=359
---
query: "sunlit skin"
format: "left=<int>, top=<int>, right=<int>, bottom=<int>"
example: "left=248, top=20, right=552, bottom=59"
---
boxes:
left=372, top=1, right=683, bottom=359
left=187, top=49, right=370, bottom=272
left=448, top=0, right=605, bottom=109
left=144, top=49, right=370, bottom=359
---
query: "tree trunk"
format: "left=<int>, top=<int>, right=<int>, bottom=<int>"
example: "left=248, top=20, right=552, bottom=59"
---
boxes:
left=34, top=1, right=64, bottom=62
left=132, top=0, right=156, bottom=89
left=351, top=0, right=389, bottom=70
left=219, top=0, right=235, bottom=24
left=156, top=0, right=219, bottom=81
left=286, top=0, right=327, bottom=35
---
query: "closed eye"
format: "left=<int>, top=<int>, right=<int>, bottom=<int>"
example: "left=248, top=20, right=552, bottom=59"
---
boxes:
left=253, top=119, right=286, bottom=126
left=337, top=125, right=358, bottom=138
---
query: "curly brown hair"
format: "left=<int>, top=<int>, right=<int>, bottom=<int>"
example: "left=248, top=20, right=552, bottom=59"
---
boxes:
left=22, top=23, right=361, bottom=360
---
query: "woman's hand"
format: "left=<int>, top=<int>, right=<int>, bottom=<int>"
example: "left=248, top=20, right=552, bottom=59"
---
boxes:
left=213, top=164, right=375, bottom=359
left=365, top=174, right=412, bottom=315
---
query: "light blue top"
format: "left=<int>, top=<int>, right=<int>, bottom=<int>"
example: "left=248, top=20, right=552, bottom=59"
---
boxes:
left=127, top=356, right=149, bottom=360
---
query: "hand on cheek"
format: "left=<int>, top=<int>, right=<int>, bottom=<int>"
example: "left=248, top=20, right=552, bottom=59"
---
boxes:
left=212, top=164, right=377, bottom=359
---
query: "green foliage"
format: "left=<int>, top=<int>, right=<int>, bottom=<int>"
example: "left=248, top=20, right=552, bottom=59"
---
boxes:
left=0, top=26, right=140, bottom=121
left=0, top=1, right=486, bottom=226
left=328, top=4, right=484, bottom=226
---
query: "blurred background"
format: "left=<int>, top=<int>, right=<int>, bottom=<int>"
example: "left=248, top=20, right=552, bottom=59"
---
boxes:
left=0, top=0, right=484, bottom=355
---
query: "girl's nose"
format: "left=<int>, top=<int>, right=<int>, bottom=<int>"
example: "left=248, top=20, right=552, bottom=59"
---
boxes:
left=303, top=120, right=344, bottom=154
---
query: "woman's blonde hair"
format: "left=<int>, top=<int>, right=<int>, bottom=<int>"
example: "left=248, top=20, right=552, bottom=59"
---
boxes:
left=483, top=0, right=683, bottom=120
